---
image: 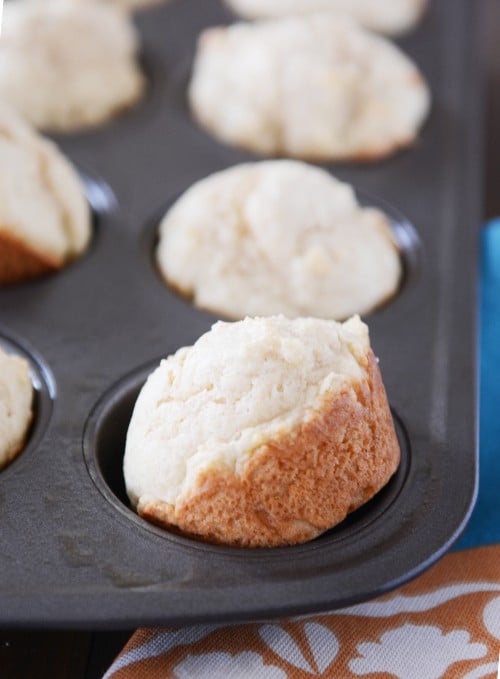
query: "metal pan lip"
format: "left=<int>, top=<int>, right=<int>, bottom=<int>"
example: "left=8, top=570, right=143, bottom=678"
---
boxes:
left=79, top=168, right=118, bottom=218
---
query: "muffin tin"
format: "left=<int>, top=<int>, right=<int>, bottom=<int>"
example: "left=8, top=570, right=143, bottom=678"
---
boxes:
left=0, top=0, right=482, bottom=629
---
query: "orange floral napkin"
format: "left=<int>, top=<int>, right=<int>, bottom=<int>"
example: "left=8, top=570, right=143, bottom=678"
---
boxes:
left=104, top=545, right=500, bottom=678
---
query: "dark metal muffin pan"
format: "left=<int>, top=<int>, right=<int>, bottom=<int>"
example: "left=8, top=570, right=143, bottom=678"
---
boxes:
left=0, top=0, right=481, bottom=629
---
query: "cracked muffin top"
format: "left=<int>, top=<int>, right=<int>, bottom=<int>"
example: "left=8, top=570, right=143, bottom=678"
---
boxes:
left=188, top=13, right=430, bottom=161
left=156, top=160, right=401, bottom=320
left=0, top=0, right=145, bottom=131
left=224, top=0, right=428, bottom=36
left=0, top=103, right=91, bottom=284
left=124, top=315, right=400, bottom=547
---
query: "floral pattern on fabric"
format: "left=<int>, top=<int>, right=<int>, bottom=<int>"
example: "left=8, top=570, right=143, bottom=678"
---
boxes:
left=104, top=545, right=500, bottom=679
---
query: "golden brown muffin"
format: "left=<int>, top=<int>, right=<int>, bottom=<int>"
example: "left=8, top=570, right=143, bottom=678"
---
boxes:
left=124, top=316, right=400, bottom=547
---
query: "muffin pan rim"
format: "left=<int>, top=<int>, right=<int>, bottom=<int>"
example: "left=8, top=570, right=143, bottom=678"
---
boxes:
left=0, top=0, right=481, bottom=628
left=83, top=359, right=412, bottom=559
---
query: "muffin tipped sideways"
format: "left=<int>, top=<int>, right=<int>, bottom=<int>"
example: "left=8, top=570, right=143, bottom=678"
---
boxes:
left=0, top=103, right=91, bottom=284
left=188, top=13, right=430, bottom=161
left=124, top=316, right=400, bottom=547
left=224, top=0, right=429, bottom=36
left=157, top=160, right=402, bottom=320
left=0, top=348, right=33, bottom=471
left=0, top=0, right=145, bottom=131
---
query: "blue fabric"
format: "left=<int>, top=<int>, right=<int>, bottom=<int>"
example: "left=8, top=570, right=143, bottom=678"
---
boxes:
left=457, top=219, right=500, bottom=549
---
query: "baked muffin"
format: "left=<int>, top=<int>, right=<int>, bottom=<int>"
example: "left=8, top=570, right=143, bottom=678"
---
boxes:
left=188, top=14, right=430, bottom=161
left=157, top=161, right=401, bottom=320
left=124, top=315, right=400, bottom=547
left=0, top=103, right=91, bottom=284
left=106, top=0, right=164, bottom=9
left=0, top=0, right=145, bottom=131
left=224, top=0, right=428, bottom=36
left=27, top=0, right=168, bottom=11
left=0, top=347, right=34, bottom=471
